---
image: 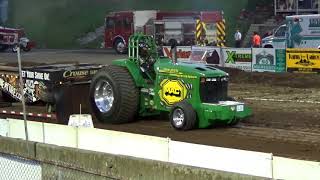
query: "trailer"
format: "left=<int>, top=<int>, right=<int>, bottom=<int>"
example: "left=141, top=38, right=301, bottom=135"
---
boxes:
left=0, top=63, right=104, bottom=123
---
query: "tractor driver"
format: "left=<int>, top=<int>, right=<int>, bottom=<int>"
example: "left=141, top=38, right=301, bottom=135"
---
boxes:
left=138, top=39, right=155, bottom=73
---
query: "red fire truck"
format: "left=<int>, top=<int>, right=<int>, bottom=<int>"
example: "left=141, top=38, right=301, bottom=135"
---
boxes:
left=0, top=26, right=35, bottom=52
left=104, top=10, right=225, bottom=54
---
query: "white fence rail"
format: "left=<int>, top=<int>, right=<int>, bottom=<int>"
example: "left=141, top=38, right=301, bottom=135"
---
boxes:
left=1, top=118, right=320, bottom=179
left=169, top=141, right=273, bottom=178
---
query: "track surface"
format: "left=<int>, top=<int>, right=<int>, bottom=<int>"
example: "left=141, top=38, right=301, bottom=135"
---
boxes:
left=0, top=49, right=320, bottom=161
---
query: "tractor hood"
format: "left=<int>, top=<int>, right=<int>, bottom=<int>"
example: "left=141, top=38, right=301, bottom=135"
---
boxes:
left=155, top=58, right=228, bottom=78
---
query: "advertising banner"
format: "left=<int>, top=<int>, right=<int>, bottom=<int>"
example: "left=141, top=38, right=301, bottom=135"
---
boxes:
left=189, top=46, right=222, bottom=65
left=222, top=48, right=252, bottom=72
left=286, top=48, right=320, bottom=73
left=162, top=46, right=191, bottom=61
left=252, top=48, right=276, bottom=72
left=275, top=49, right=286, bottom=72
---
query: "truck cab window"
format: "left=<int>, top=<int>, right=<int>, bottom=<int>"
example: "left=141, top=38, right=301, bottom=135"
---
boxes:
left=124, top=18, right=132, bottom=29
left=106, top=18, right=115, bottom=29
left=275, top=26, right=286, bottom=37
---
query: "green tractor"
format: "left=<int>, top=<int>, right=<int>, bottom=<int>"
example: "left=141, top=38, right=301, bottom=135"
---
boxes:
left=89, top=33, right=251, bottom=130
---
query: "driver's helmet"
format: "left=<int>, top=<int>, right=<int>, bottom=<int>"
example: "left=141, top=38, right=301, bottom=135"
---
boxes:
left=138, top=40, right=149, bottom=58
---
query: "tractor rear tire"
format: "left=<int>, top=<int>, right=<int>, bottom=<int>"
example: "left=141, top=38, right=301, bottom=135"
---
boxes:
left=170, top=101, right=197, bottom=130
left=89, top=65, right=139, bottom=124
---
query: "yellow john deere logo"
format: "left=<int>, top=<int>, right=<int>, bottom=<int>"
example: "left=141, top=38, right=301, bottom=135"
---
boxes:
left=159, top=79, right=187, bottom=106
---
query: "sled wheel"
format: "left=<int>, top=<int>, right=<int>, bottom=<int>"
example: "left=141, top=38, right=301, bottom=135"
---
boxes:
left=170, top=101, right=197, bottom=130
left=89, top=65, right=139, bottom=124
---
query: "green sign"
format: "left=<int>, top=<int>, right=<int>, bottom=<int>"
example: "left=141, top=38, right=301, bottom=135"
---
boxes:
left=275, top=49, right=286, bottom=72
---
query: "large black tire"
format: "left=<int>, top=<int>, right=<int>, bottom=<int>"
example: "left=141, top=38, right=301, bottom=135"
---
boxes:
left=170, top=101, right=197, bottom=131
left=89, top=65, right=139, bottom=124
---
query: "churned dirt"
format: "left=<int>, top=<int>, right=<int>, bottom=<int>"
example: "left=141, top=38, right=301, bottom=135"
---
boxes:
left=0, top=50, right=320, bottom=161
left=95, top=67, right=320, bottom=161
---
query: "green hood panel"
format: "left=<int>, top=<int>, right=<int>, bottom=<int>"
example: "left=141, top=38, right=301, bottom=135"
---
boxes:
left=155, top=58, right=228, bottom=78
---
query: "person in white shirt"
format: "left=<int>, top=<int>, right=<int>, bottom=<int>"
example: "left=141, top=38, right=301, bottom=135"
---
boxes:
left=234, top=29, right=242, bottom=48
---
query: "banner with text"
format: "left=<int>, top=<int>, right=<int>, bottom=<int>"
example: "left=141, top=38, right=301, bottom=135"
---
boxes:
left=286, top=48, right=320, bottom=73
left=252, top=48, right=276, bottom=72
left=275, top=49, right=286, bottom=72
left=190, top=46, right=222, bottom=65
left=222, top=48, right=252, bottom=72
left=162, top=46, right=191, bottom=61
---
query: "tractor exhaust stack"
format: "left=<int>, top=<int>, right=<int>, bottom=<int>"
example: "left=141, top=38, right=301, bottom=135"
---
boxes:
left=171, top=41, right=178, bottom=64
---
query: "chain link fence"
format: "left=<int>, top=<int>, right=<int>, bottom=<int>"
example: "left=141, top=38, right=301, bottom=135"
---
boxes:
left=0, top=153, right=116, bottom=180
left=42, top=164, right=116, bottom=180
left=0, top=153, right=41, bottom=180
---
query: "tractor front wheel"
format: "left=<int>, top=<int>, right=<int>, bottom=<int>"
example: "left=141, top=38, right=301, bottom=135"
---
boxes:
left=89, top=65, right=139, bottom=124
left=170, top=101, right=197, bottom=130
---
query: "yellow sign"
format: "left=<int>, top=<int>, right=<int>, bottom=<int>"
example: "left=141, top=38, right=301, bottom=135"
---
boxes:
left=159, top=79, right=187, bottom=106
left=286, top=48, right=320, bottom=73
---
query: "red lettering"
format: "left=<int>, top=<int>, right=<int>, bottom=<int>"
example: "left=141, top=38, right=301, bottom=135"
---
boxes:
left=163, top=47, right=191, bottom=59
left=163, top=47, right=172, bottom=58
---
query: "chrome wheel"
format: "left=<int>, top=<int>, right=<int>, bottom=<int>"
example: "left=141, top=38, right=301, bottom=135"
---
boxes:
left=172, top=108, right=185, bottom=127
left=94, top=80, right=114, bottom=113
left=116, top=41, right=125, bottom=53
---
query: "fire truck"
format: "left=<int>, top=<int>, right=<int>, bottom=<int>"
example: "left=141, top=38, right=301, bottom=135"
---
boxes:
left=0, top=26, right=35, bottom=52
left=104, top=10, right=226, bottom=54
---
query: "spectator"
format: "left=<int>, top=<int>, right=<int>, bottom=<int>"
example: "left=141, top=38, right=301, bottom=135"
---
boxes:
left=252, top=31, right=261, bottom=48
left=234, top=29, right=242, bottom=48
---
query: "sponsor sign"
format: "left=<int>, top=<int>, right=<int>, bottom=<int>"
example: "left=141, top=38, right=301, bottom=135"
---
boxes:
left=275, top=49, right=286, bottom=72
left=68, top=114, right=94, bottom=128
left=162, top=46, right=191, bottom=61
left=22, top=71, right=50, bottom=81
left=159, top=79, right=187, bottom=106
left=222, top=48, right=252, bottom=72
left=252, top=48, right=276, bottom=72
left=63, top=69, right=98, bottom=79
left=286, top=48, right=320, bottom=73
left=190, top=46, right=222, bottom=65
left=0, top=77, right=22, bottom=101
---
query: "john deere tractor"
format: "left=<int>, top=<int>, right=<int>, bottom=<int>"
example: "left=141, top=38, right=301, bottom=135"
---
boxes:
left=89, top=33, right=251, bottom=130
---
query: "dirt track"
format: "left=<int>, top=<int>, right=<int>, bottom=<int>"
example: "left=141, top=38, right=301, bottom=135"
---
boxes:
left=0, top=50, right=320, bottom=161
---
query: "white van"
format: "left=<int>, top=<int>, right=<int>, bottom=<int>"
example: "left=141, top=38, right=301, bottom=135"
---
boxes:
left=262, top=14, right=320, bottom=49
